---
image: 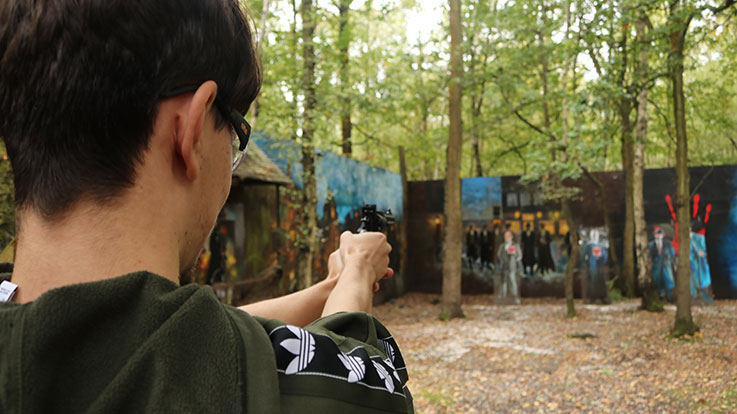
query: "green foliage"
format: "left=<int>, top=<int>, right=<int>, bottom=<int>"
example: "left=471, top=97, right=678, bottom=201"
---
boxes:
left=606, top=276, right=626, bottom=302
left=647, top=295, right=665, bottom=312
left=610, top=287, right=625, bottom=303
left=0, top=143, right=14, bottom=248
left=251, top=0, right=737, bottom=179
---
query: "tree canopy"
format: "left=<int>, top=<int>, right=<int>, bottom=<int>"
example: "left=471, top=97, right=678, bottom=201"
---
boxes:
left=250, top=0, right=737, bottom=179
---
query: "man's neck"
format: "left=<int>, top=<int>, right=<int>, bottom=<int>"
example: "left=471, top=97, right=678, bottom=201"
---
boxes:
left=10, top=201, right=183, bottom=303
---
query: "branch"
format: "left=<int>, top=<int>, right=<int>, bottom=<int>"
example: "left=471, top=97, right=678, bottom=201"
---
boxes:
left=690, top=166, right=715, bottom=200
left=618, top=26, right=629, bottom=88
left=586, top=44, right=605, bottom=78
left=728, top=136, right=737, bottom=152
left=648, top=97, right=676, bottom=144
left=706, top=0, right=737, bottom=14
left=493, top=141, right=531, bottom=159
left=501, top=92, right=555, bottom=138
left=579, top=163, right=604, bottom=192
left=645, top=72, right=669, bottom=90
left=512, top=108, right=550, bottom=137
left=351, top=123, right=386, bottom=146
left=490, top=135, right=529, bottom=175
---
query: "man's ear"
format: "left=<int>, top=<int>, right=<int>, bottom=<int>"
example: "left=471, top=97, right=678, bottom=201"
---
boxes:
left=176, top=81, right=218, bottom=181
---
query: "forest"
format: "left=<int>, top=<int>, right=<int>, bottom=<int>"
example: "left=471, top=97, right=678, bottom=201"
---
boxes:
left=244, top=0, right=737, bottom=337
left=251, top=0, right=736, bottom=178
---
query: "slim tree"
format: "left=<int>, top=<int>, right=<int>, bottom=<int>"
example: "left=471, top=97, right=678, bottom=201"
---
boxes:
left=634, top=13, right=659, bottom=311
left=441, top=0, right=464, bottom=319
left=465, top=0, right=496, bottom=177
left=250, top=0, right=271, bottom=128
left=559, top=0, right=578, bottom=317
left=337, top=0, right=353, bottom=157
left=669, top=0, right=694, bottom=335
left=621, top=92, right=636, bottom=298
left=666, top=0, right=735, bottom=336
left=298, top=0, right=319, bottom=289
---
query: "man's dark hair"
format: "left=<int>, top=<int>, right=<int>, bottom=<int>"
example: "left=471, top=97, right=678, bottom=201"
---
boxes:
left=0, top=0, right=261, bottom=219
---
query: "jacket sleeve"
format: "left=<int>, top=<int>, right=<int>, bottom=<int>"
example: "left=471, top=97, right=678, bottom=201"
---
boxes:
left=256, top=312, right=414, bottom=414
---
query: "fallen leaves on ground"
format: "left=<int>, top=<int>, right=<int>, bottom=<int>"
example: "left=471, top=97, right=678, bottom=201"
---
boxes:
left=374, top=295, right=737, bottom=414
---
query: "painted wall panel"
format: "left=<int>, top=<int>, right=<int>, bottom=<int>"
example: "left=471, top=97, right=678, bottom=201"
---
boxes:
left=407, top=165, right=737, bottom=299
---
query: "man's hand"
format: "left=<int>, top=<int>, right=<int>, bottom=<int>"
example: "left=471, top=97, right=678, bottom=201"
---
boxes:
left=321, top=231, right=394, bottom=316
left=338, top=231, right=393, bottom=290
left=326, top=250, right=344, bottom=282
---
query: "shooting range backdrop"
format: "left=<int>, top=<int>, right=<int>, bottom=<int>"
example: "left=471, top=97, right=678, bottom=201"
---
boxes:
left=209, top=134, right=737, bottom=302
left=407, top=165, right=737, bottom=299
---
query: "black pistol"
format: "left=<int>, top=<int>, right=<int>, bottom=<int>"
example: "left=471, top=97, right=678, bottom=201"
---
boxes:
left=357, top=204, right=394, bottom=233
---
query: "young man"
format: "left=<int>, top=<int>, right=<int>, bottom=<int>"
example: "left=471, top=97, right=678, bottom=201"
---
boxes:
left=0, top=1, right=413, bottom=412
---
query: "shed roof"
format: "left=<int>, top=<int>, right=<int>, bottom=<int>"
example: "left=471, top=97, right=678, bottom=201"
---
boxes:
left=233, top=141, right=292, bottom=186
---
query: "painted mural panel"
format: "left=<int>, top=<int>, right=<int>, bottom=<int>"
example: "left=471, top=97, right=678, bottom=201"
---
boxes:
left=642, top=166, right=735, bottom=300
left=249, top=133, right=404, bottom=299
left=462, top=177, right=502, bottom=222
left=714, top=167, right=737, bottom=298
left=253, top=133, right=403, bottom=224
left=407, top=165, right=737, bottom=299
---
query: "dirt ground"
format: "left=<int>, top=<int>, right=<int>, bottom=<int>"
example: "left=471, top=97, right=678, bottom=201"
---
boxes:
left=374, top=294, right=737, bottom=414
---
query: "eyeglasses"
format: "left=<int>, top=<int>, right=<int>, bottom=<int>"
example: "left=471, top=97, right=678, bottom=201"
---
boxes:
left=160, top=85, right=251, bottom=171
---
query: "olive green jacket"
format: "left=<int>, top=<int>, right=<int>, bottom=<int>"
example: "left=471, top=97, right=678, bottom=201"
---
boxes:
left=0, top=271, right=413, bottom=413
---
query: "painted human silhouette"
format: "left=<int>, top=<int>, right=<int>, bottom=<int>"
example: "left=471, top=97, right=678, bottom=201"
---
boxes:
left=537, top=228, right=555, bottom=275
left=496, top=231, right=522, bottom=305
left=665, top=193, right=713, bottom=301
left=582, top=229, right=609, bottom=303
left=649, top=227, right=676, bottom=301
left=665, top=193, right=712, bottom=252
left=521, top=223, right=537, bottom=277
left=690, top=219, right=713, bottom=302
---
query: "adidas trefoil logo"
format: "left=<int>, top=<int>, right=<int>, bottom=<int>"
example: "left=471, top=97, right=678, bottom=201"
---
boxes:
left=279, top=326, right=316, bottom=375
left=378, top=339, right=395, bottom=363
left=372, top=361, right=395, bottom=393
left=337, top=354, right=366, bottom=383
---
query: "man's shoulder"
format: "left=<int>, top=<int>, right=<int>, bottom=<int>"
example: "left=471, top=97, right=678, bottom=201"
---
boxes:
left=0, top=272, right=273, bottom=413
left=233, top=311, right=414, bottom=413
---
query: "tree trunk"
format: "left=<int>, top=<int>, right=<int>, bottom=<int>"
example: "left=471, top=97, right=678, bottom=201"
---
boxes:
left=562, top=200, right=579, bottom=318
left=298, top=0, right=318, bottom=289
left=635, top=15, right=660, bottom=311
left=290, top=0, right=299, bottom=142
left=338, top=0, right=353, bottom=157
left=250, top=0, right=271, bottom=128
left=471, top=129, right=483, bottom=177
left=471, top=95, right=484, bottom=177
left=398, top=146, right=409, bottom=295
left=441, top=0, right=464, bottom=320
left=537, top=10, right=555, bottom=163
left=669, top=9, right=698, bottom=336
left=621, top=102, right=636, bottom=298
left=582, top=169, right=622, bottom=286
left=560, top=0, right=576, bottom=318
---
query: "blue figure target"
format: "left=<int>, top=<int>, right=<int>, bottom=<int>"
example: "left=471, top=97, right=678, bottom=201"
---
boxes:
left=689, top=225, right=713, bottom=302
left=582, top=229, right=610, bottom=304
left=649, top=227, right=676, bottom=301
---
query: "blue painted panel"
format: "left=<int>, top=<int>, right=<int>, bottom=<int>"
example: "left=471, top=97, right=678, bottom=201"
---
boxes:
left=253, top=133, right=403, bottom=224
left=462, top=177, right=502, bottom=221
left=716, top=169, right=737, bottom=296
